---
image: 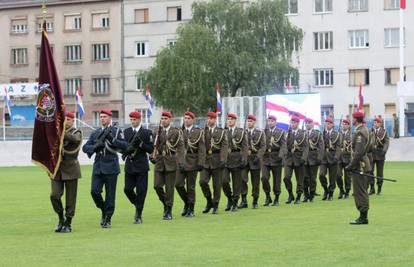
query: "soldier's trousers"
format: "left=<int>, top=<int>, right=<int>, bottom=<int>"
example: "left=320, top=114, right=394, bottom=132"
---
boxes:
left=262, top=165, right=282, bottom=196
left=222, top=167, right=242, bottom=202
left=124, top=171, right=148, bottom=215
left=200, top=168, right=222, bottom=204
left=50, top=179, right=78, bottom=218
left=319, top=163, right=338, bottom=193
left=91, top=173, right=118, bottom=218
left=154, top=170, right=176, bottom=207
left=352, top=172, right=369, bottom=213
left=241, top=168, right=261, bottom=199
left=371, top=160, right=385, bottom=187
left=337, top=163, right=351, bottom=192
left=283, top=164, right=304, bottom=194
left=304, top=165, right=319, bottom=196
left=176, top=170, right=198, bottom=204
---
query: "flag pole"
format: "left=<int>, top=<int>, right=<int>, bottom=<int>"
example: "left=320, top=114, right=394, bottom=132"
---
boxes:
left=398, top=1, right=405, bottom=137
left=145, top=109, right=149, bottom=129
left=2, top=100, right=6, bottom=141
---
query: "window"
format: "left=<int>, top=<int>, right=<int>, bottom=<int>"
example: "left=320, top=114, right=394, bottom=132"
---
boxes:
left=64, top=78, right=81, bottom=96
left=385, top=28, right=404, bottom=47
left=313, top=31, right=333, bottom=51
left=349, top=69, right=370, bottom=86
left=64, top=14, right=82, bottom=30
left=285, top=0, right=298, bottom=15
left=136, top=41, right=149, bottom=57
left=349, top=104, right=370, bottom=117
left=92, top=11, right=110, bottom=29
left=385, top=103, right=396, bottom=116
left=136, top=109, right=148, bottom=121
left=314, top=0, right=332, bottom=13
left=135, top=9, right=149, bottom=23
left=348, top=0, right=368, bottom=12
left=11, top=18, right=28, bottom=34
left=64, top=45, right=82, bottom=62
left=321, top=105, right=334, bottom=120
left=11, top=48, right=28, bottom=65
left=349, top=30, right=369, bottom=48
left=36, top=17, right=54, bottom=32
left=93, top=111, right=100, bottom=126
left=384, top=0, right=400, bottom=10
left=136, top=75, right=144, bottom=91
left=167, top=6, right=182, bottom=21
left=314, top=69, right=334, bottom=87
left=93, top=43, right=110, bottom=61
left=92, top=77, right=110, bottom=95
left=10, top=78, right=29, bottom=83
left=36, top=45, right=54, bottom=64
left=385, top=68, right=405, bottom=85
left=111, top=110, right=119, bottom=121
left=167, top=39, right=177, bottom=47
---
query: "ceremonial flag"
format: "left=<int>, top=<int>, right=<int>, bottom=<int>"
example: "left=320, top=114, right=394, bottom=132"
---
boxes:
left=145, top=83, right=154, bottom=116
left=75, top=86, right=85, bottom=117
left=31, top=22, right=65, bottom=178
left=358, top=82, right=364, bottom=112
left=216, top=83, right=222, bottom=114
left=401, top=0, right=406, bottom=9
left=3, top=86, right=13, bottom=115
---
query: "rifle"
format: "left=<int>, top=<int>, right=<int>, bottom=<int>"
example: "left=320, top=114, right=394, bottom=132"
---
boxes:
left=350, top=170, right=397, bottom=183
left=121, top=127, right=144, bottom=161
left=338, top=115, right=343, bottom=133
left=150, top=119, right=162, bottom=162
left=87, top=123, right=116, bottom=158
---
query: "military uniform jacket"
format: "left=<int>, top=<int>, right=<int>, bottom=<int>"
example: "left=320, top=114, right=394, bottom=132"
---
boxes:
left=372, top=127, right=389, bottom=161
left=182, top=126, right=206, bottom=171
left=246, top=128, right=266, bottom=170
left=82, top=126, right=128, bottom=175
left=339, top=129, right=352, bottom=165
left=322, top=130, right=341, bottom=165
left=56, top=127, right=82, bottom=180
left=306, top=129, right=324, bottom=166
left=203, top=127, right=228, bottom=169
left=262, top=127, right=285, bottom=167
left=153, top=127, right=185, bottom=172
left=226, top=127, right=248, bottom=169
left=124, top=126, right=154, bottom=174
left=283, top=129, right=308, bottom=167
left=349, top=124, right=372, bottom=172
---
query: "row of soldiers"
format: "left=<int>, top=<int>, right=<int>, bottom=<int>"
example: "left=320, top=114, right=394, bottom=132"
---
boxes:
left=50, top=109, right=389, bottom=232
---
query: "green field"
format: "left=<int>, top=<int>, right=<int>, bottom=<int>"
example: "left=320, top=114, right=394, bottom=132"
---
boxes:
left=0, top=162, right=413, bottom=266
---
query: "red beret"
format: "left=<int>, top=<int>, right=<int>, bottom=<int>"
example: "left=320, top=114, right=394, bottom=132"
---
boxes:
left=305, top=118, right=313, bottom=123
left=247, top=114, right=256, bottom=121
left=161, top=111, right=172, bottom=118
left=227, top=113, right=237, bottom=119
left=268, top=115, right=277, bottom=121
left=374, top=117, right=383, bottom=123
left=100, top=109, right=112, bottom=116
left=184, top=111, right=195, bottom=119
left=129, top=111, right=141, bottom=119
left=352, top=111, right=365, bottom=119
left=325, top=117, right=334, bottom=124
left=207, top=111, right=217, bottom=118
left=291, top=116, right=300, bottom=122
left=342, top=119, right=350, bottom=125
left=65, top=111, right=75, bottom=119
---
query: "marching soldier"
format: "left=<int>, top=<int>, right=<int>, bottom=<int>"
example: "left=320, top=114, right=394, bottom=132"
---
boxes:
left=262, top=115, right=285, bottom=206
left=151, top=111, right=185, bottom=220
left=370, top=117, right=389, bottom=195
left=319, top=117, right=341, bottom=201
left=345, top=111, right=371, bottom=224
left=200, top=111, right=228, bottom=214
left=50, top=111, right=82, bottom=233
left=337, top=118, right=352, bottom=199
left=82, top=109, right=128, bottom=228
left=222, top=113, right=248, bottom=212
left=239, top=114, right=266, bottom=209
left=175, top=111, right=206, bottom=217
left=303, top=118, right=324, bottom=202
left=283, top=116, right=308, bottom=204
left=122, top=111, right=154, bottom=224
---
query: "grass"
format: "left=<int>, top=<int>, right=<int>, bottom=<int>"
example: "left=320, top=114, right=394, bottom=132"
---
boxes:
left=0, top=162, right=413, bottom=266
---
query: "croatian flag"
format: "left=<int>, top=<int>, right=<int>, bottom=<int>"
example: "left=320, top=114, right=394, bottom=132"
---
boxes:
left=216, top=83, right=222, bottom=114
left=3, top=86, right=12, bottom=115
left=145, top=83, right=154, bottom=117
left=358, top=83, right=364, bottom=112
left=75, top=86, right=85, bottom=117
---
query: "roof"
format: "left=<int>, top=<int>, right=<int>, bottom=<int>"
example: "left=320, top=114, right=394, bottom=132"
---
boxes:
left=0, top=0, right=119, bottom=10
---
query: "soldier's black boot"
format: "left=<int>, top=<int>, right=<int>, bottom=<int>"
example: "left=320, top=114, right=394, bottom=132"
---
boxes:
left=231, top=199, right=238, bottom=212
left=263, top=193, right=272, bottom=206
left=62, top=217, right=72, bottom=233
left=350, top=211, right=368, bottom=225
left=294, top=193, right=302, bottom=204
left=102, top=216, right=112, bottom=228
left=302, top=190, right=309, bottom=202
left=163, top=206, right=172, bottom=220
left=186, top=203, right=195, bottom=217
left=252, top=197, right=258, bottom=209
left=328, top=191, right=334, bottom=201
left=285, top=191, right=294, bottom=204
left=272, top=194, right=280, bottom=206
left=322, top=187, right=329, bottom=201
left=202, top=197, right=213, bottom=214
left=338, top=188, right=345, bottom=199
left=309, top=191, right=315, bottom=202
left=238, top=195, right=248, bottom=209
left=100, top=208, right=106, bottom=227
left=225, top=197, right=232, bottom=211
left=134, top=208, right=143, bottom=224
left=369, top=185, right=375, bottom=195
left=377, top=185, right=382, bottom=195
left=176, top=187, right=189, bottom=216
left=212, top=202, right=219, bottom=214
left=55, top=212, right=65, bottom=233
left=344, top=189, right=350, bottom=199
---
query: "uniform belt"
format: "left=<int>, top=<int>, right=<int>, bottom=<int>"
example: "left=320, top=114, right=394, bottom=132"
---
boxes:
left=231, top=149, right=241, bottom=152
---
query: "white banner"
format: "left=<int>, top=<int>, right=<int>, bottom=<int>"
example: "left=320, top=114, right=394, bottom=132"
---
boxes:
left=1, top=83, right=39, bottom=96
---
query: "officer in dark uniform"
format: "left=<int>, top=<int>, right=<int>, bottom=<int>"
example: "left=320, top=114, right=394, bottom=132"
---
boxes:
left=175, top=111, right=206, bottom=217
left=222, top=113, right=248, bottom=212
left=345, top=111, right=371, bottom=224
left=337, top=118, right=352, bottom=199
left=239, top=114, right=266, bottom=209
left=283, top=116, right=308, bottom=204
left=122, top=111, right=154, bottom=224
left=151, top=111, right=185, bottom=220
left=50, top=111, right=82, bottom=233
left=262, top=115, right=285, bottom=206
left=319, top=117, right=341, bottom=201
left=370, top=117, right=389, bottom=195
left=200, top=112, right=228, bottom=214
left=82, top=109, right=128, bottom=228
left=303, top=118, right=324, bottom=202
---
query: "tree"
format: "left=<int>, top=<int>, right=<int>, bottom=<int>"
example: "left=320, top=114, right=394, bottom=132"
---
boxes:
left=145, top=0, right=303, bottom=114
